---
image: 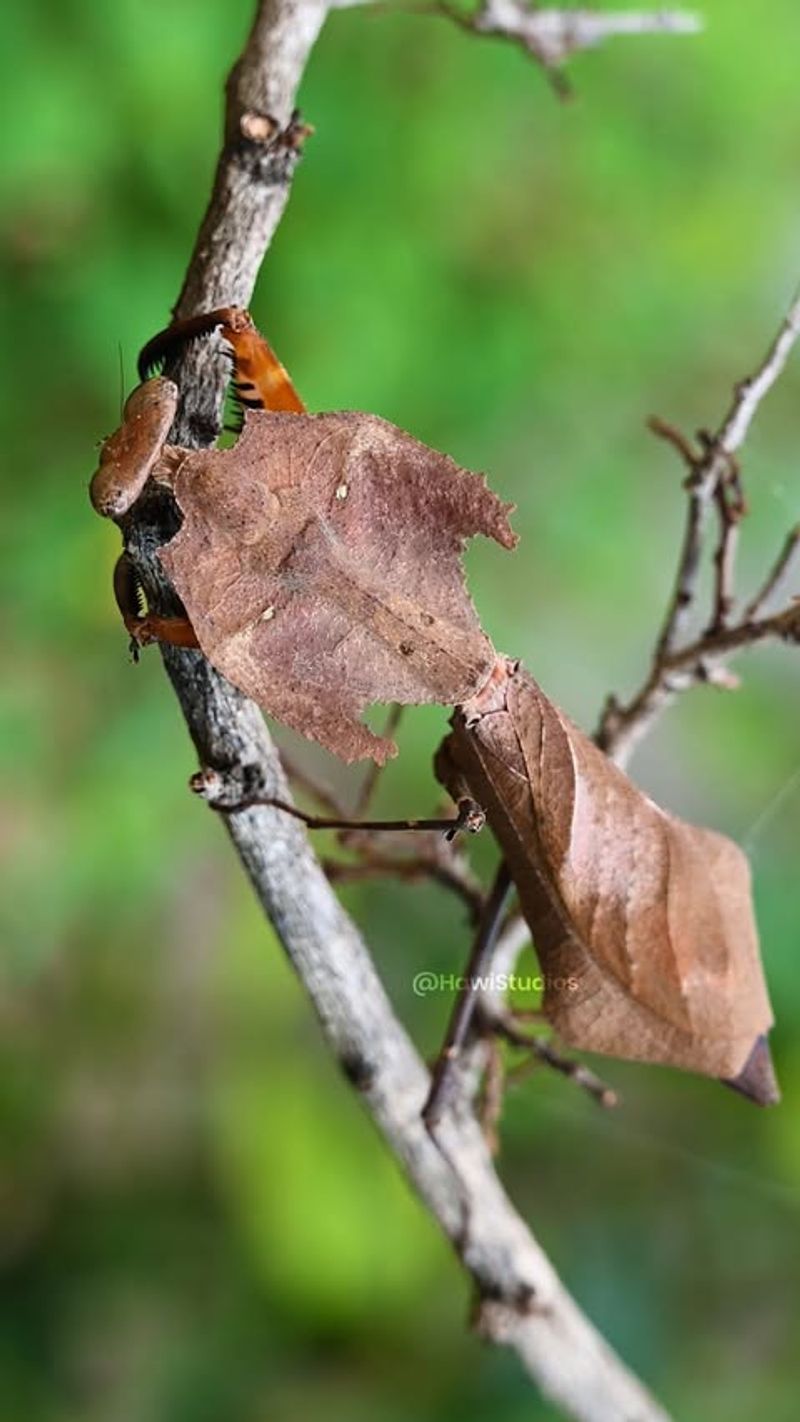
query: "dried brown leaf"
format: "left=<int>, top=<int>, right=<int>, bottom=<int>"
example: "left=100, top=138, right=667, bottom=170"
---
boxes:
left=436, top=659, right=777, bottom=1099
left=160, top=410, right=517, bottom=762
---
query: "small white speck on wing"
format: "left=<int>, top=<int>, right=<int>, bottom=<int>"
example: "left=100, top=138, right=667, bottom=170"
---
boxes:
left=260, top=605, right=276, bottom=622
left=335, top=483, right=349, bottom=501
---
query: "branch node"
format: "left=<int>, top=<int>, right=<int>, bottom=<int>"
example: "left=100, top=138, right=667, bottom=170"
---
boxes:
left=473, top=1288, right=544, bottom=1342
left=190, top=761, right=269, bottom=807
left=232, top=106, right=314, bottom=184
left=239, top=109, right=280, bottom=142
left=340, top=1048, right=377, bottom=1091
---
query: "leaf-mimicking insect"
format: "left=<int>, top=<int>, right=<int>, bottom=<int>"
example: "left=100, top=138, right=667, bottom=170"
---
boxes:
left=89, top=308, right=778, bottom=1107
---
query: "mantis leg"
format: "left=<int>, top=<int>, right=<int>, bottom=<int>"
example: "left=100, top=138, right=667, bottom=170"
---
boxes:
left=138, top=306, right=305, bottom=414
left=190, top=767, right=485, bottom=841
left=113, top=553, right=200, bottom=651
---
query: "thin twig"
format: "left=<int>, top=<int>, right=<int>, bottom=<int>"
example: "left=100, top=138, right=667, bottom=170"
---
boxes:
left=439, top=2, right=699, bottom=92
left=742, top=524, right=800, bottom=622
left=707, top=455, right=746, bottom=634
left=323, top=850, right=485, bottom=920
left=716, top=291, right=800, bottom=453
left=354, top=703, right=404, bottom=814
left=423, top=863, right=514, bottom=1131
left=665, top=599, right=800, bottom=668
left=647, top=413, right=697, bottom=467
left=657, top=292, right=800, bottom=658
left=279, top=739, right=485, bottom=918
left=478, top=1036, right=507, bottom=1154
left=597, top=599, right=800, bottom=765
left=279, top=749, right=348, bottom=817
left=491, top=1011, right=619, bottom=1109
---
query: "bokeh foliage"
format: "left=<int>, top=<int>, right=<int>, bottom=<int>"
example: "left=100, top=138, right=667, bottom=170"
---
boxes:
left=1, top=1, right=799, bottom=1418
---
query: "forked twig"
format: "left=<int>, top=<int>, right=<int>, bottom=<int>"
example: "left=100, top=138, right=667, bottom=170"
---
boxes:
left=597, top=290, right=800, bottom=766
left=437, top=2, right=700, bottom=95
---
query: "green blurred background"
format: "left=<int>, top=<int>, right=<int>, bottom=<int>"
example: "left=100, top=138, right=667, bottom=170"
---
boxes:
left=2, top=1, right=799, bottom=1418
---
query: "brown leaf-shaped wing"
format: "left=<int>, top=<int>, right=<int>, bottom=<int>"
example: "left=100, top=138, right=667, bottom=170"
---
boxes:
left=437, top=659, right=777, bottom=1099
left=160, top=410, right=516, bottom=762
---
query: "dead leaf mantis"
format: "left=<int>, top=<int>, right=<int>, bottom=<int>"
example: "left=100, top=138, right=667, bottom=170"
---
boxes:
left=90, top=308, right=779, bottom=1125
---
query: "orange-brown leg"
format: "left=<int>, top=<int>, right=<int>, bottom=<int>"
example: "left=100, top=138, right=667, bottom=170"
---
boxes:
left=113, top=553, right=200, bottom=653
left=220, top=308, right=306, bottom=414
left=137, top=306, right=306, bottom=414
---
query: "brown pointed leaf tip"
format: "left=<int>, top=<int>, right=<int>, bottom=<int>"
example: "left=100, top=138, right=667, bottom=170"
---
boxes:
left=159, top=411, right=517, bottom=762
left=437, top=659, right=777, bottom=1093
left=723, top=1034, right=779, bottom=1107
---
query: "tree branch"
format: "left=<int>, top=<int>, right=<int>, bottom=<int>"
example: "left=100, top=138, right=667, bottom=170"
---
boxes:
left=472, top=2, right=701, bottom=61
left=117, top=1, right=676, bottom=1417
left=440, top=2, right=700, bottom=92
left=596, top=290, right=800, bottom=766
